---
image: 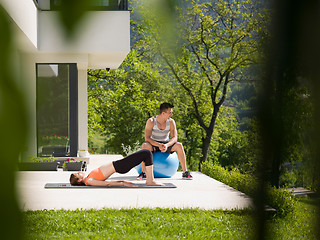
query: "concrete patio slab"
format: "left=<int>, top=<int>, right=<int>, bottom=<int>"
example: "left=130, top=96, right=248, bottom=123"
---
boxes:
left=16, top=154, right=253, bottom=211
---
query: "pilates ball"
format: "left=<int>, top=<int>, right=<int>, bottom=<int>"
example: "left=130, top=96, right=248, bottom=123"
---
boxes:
left=136, top=152, right=179, bottom=178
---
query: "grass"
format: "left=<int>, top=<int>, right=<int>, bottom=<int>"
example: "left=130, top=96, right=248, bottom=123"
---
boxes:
left=22, top=198, right=318, bottom=240
left=268, top=198, right=318, bottom=239
left=23, top=208, right=255, bottom=239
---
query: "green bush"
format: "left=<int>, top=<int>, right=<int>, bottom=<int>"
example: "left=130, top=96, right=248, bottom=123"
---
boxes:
left=280, top=170, right=298, bottom=187
left=28, top=156, right=55, bottom=163
left=201, top=161, right=295, bottom=217
left=266, top=186, right=295, bottom=217
left=201, top=162, right=256, bottom=196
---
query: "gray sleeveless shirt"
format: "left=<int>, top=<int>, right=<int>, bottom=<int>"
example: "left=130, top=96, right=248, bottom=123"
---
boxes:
left=150, top=116, right=170, bottom=142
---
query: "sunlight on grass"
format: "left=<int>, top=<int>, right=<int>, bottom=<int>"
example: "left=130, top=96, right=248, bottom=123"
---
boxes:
left=23, top=208, right=255, bottom=239
left=22, top=198, right=317, bottom=239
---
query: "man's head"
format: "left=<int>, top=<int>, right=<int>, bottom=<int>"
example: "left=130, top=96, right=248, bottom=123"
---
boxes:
left=159, top=102, right=174, bottom=119
left=70, top=172, right=86, bottom=186
left=160, top=102, right=174, bottom=114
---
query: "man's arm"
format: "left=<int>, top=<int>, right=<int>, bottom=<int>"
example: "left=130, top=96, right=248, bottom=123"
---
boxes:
left=159, top=119, right=177, bottom=152
left=165, top=118, right=178, bottom=147
left=144, top=118, right=162, bottom=147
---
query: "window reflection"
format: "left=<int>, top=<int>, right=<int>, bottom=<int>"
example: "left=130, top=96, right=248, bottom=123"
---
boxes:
left=36, top=64, right=70, bottom=157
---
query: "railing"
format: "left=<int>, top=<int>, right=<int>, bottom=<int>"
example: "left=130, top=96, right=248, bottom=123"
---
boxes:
left=33, top=0, right=128, bottom=11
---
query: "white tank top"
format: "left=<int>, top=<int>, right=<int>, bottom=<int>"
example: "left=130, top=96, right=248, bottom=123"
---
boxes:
left=150, top=116, right=170, bottom=142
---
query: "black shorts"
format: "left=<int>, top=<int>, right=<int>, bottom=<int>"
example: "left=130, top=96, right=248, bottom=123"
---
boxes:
left=112, top=149, right=153, bottom=174
left=151, top=141, right=176, bottom=153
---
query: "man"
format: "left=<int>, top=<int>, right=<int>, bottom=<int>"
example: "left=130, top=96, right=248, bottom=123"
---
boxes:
left=137, top=102, right=193, bottom=180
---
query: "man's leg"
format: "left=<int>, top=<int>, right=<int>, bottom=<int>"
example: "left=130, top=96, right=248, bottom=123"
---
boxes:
left=171, top=142, right=193, bottom=179
left=171, top=142, right=187, bottom=171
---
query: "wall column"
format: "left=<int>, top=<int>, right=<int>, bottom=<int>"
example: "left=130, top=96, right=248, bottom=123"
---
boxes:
left=78, top=68, right=88, bottom=155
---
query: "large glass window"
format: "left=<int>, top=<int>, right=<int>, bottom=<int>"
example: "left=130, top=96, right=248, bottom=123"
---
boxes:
left=36, top=64, right=78, bottom=157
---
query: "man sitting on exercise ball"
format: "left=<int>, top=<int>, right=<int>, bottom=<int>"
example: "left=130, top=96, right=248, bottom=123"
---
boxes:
left=137, top=102, right=193, bottom=180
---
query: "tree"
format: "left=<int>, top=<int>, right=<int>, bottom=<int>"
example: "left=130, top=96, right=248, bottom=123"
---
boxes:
left=212, top=106, right=249, bottom=168
left=133, top=0, right=268, bottom=169
left=88, top=50, right=171, bottom=154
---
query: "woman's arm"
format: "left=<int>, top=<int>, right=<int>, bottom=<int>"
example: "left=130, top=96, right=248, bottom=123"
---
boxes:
left=86, top=178, right=137, bottom=187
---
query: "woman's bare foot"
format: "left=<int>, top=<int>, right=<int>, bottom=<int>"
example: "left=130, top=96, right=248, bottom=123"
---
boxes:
left=146, top=180, right=165, bottom=186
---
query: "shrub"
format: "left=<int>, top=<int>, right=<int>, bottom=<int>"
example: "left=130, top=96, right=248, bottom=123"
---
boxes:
left=266, top=186, right=295, bottom=217
left=201, top=162, right=256, bottom=196
left=280, top=170, right=298, bottom=188
left=201, top=161, right=295, bottom=217
left=28, top=156, right=55, bottom=163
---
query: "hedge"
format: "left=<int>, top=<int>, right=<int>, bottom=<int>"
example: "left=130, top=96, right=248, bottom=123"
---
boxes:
left=201, top=162, right=296, bottom=217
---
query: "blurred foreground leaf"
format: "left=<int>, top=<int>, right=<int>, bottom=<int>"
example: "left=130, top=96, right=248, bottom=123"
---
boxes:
left=0, top=5, right=28, bottom=239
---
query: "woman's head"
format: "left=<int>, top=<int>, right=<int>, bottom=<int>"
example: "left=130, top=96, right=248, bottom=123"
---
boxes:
left=69, top=172, right=86, bottom=186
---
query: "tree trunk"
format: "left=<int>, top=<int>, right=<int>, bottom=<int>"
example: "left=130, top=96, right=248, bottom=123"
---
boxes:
left=199, top=103, right=222, bottom=171
left=198, top=110, right=218, bottom=171
left=270, top=156, right=281, bottom=188
left=199, top=132, right=213, bottom=171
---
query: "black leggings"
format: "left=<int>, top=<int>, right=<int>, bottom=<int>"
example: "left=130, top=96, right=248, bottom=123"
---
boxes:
left=112, top=149, right=153, bottom=174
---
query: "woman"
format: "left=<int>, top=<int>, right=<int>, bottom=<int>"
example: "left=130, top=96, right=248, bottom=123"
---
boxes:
left=70, top=149, right=164, bottom=187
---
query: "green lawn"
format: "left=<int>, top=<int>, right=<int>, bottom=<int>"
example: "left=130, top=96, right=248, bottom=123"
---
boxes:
left=268, top=198, right=318, bottom=239
left=22, top=198, right=317, bottom=240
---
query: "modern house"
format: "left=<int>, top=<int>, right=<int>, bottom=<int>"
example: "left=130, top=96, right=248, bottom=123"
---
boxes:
left=1, top=0, right=130, bottom=158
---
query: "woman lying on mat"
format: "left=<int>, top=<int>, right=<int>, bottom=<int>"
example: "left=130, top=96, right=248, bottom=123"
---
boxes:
left=70, top=149, right=164, bottom=187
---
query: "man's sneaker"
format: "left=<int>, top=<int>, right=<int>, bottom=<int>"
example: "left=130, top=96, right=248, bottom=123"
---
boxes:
left=137, top=171, right=146, bottom=180
left=182, top=171, right=193, bottom=180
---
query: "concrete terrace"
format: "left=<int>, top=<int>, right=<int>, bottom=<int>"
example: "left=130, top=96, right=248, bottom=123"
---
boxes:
left=17, top=154, right=252, bottom=211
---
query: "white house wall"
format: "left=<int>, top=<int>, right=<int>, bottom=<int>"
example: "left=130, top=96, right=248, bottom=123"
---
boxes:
left=19, top=53, right=37, bottom=159
left=1, top=0, right=38, bottom=48
left=88, top=51, right=129, bottom=69
left=38, top=11, right=130, bottom=52
left=38, top=11, right=130, bottom=69
left=2, top=1, right=131, bottom=157
left=2, top=0, right=130, bottom=69
left=78, top=68, right=89, bottom=153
